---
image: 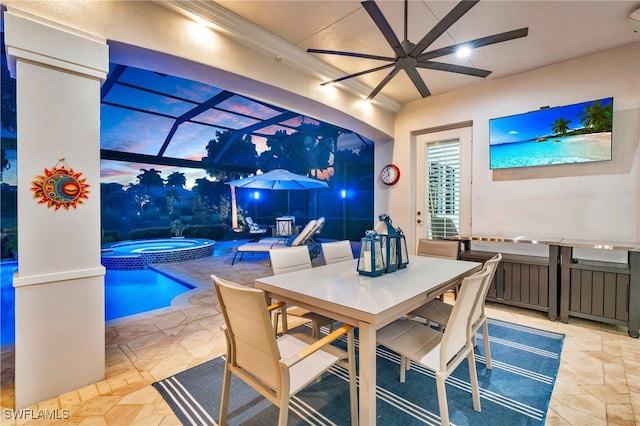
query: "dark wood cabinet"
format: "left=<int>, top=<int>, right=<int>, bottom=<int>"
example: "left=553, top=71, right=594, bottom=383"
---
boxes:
left=454, top=236, right=638, bottom=337
left=459, top=250, right=556, bottom=318
left=558, top=246, right=639, bottom=338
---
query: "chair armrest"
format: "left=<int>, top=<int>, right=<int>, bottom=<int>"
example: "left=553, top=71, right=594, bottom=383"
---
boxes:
left=270, top=238, right=289, bottom=248
left=280, top=324, right=353, bottom=367
left=267, top=301, right=286, bottom=312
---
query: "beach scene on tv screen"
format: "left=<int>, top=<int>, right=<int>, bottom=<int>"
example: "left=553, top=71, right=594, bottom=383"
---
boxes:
left=489, top=97, right=613, bottom=169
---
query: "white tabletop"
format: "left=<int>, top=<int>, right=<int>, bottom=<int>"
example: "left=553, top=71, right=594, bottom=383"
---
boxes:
left=255, top=255, right=481, bottom=324
left=255, top=254, right=481, bottom=426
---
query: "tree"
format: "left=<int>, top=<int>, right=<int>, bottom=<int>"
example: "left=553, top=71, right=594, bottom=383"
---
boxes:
left=0, top=149, right=10, bottom=182
left=136, top=168, right=164, bottom=187
left=578, top=101, right=613, bottom=132
left=551, top=117, right=571, bottom=135
left=258, top=122, right=336, bottom=176
left=166, top=171, right=186, bottom=188
left=126, top=183, right=150, bottom=216
left=204, top=130, right=258, bottom=178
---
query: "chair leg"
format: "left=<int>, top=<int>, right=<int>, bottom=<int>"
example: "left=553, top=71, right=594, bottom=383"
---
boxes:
left=278, top=401, right=289, bottom=426
left=219, top=363, right=232, bottom=425
left=482, top=319, right=492, bottom=369
left=347, top=329, right=358, bottom=426
left=467, top=348, right=481, bottom=412
left=400, top=356, right=407, bottom=383
left=435, top=371, right=450, bottom=426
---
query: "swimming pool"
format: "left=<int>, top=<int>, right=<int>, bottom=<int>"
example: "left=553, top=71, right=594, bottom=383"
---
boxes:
left=101, top=238, right=215, bottom=269
left=0, top=262, right=194, bottom=346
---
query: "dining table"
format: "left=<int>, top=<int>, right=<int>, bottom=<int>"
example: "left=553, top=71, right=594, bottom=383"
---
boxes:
left=254, top=254, right=482, bottom=425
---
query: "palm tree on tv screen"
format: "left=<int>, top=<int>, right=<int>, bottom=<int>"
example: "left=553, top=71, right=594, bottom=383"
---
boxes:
left=578, top=101, right=613, bottom=132
left=551, top=117, right=571, bottom=135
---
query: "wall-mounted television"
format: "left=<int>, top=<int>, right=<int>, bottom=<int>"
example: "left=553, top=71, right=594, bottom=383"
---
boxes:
left=489, top=97, right=613, bottom=169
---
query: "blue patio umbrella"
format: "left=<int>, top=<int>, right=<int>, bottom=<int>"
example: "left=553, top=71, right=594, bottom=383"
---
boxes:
left=226, top=169, right=328, bottom=215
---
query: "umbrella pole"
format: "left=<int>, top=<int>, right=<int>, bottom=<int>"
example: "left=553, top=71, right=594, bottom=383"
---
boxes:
left=230, top=185, right=238, bottom=230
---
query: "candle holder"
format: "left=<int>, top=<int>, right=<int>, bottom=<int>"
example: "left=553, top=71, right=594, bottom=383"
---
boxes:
left=357, top=230, right=385, bottom=277
left=374, top=213, right=399, bottom=273
left=397, top=227, right=409, bottom=269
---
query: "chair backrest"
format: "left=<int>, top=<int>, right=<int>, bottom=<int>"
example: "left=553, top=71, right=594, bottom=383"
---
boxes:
left=246, top=217, right=261, bottom=231
left=416, top=239, right=460, bottom=260
left=439, top=267, right=490, bottom=369
left=322, top=240, right=353, bottom=265
left=313, top=217, right=326, bottom=234
left=270, top=245, right=312, bottom=275
left=212, top=274, right=283, bottom=391
left=289, top=219, right=317, bottom=246
left=470, top=253, right=502, bottom=324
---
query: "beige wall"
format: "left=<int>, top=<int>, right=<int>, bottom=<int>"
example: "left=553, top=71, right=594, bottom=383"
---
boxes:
left=383, top=43, right=640, bottom=252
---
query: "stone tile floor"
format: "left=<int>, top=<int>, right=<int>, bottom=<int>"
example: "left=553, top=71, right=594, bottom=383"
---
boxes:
left=1, top=240, right=638, bottom=425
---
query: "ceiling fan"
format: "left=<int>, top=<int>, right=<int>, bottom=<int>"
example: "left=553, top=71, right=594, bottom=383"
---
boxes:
left=307, top=0, right=528, bottom=101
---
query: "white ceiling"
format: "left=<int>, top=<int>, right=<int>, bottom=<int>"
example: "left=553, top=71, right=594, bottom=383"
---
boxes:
left=171, top=1, right=640, bottom=107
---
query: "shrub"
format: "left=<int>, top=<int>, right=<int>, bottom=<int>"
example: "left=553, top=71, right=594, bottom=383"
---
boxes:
left=101, top=231, right=120, bottom=243
left=128, top=227, right=172, bottom=240
left=183, top=225, right=226, bottom=240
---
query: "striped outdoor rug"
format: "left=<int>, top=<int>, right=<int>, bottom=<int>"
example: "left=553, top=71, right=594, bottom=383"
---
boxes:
left=153, top=318, right=564, bottom=425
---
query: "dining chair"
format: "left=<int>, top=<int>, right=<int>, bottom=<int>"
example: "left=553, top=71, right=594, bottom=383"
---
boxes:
left=409, top=253, right=502, bottom=369
left=321, top=240, right=354, bottom=265
left=212, top=275, right=358, bottom=426
left=416, top=238, right=461, bottom=300
left=416, top=238, right=461, bottom=259
left=376, top=267, right=490, bottom=426
left=269, top=246, right=336, bottom=337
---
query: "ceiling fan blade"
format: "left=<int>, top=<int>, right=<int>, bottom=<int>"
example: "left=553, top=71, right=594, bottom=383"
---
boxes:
left=416, top=60, right=492, bottom=78
left=418, top=28, right=529, bottom=61
left=366, top=67, right=400, bottom=101
left=361, top=0, right=407, bottom=58
left=408, top=0, right=480, bottom=57
left=307, top=48, right=396, bottom=62
left=404, top=67, right=431, bottom=98
left=321, top=63, right=395, bottom=86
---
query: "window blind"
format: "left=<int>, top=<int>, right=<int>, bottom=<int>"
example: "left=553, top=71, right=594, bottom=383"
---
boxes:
left=427, top=140, right=460, bottom=239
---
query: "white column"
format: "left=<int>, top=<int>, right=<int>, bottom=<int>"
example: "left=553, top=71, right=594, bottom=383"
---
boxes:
left=4, top=11, right=108, bottom=408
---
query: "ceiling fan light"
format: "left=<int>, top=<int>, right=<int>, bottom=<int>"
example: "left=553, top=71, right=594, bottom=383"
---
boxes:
left=456, top=45, right=472, bottom=58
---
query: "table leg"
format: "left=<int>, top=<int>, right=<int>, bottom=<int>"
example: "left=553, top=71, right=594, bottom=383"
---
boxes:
left=358, top=322, right=376, bottom=425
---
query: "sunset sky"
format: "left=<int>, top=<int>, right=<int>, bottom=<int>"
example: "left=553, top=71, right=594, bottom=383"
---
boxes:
left=99, top=64, right=361, bottom=189
left=1, top=62, right=366, bottom=189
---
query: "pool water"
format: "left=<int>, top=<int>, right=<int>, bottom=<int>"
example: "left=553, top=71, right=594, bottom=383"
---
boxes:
left=0, top=262, right=194, bottom=346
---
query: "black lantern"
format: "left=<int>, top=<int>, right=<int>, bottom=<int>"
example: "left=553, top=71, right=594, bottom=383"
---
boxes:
left=357, top=230, right=385, bottom=277
left=396, top=227, right=409, bottom=269
left=374, top=213, right=399, bottom=273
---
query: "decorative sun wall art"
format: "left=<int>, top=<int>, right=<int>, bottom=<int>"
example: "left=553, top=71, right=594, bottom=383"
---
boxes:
left=31, top=159, right=90, bottom=210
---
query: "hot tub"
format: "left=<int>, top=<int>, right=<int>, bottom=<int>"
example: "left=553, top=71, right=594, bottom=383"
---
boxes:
left=101, top=238, right=215, bottom=269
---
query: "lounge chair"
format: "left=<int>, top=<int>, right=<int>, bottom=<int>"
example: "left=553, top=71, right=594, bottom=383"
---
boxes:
left=246, top=217, right=268, bottom=241
left=232, top=219, right=322, bottom=265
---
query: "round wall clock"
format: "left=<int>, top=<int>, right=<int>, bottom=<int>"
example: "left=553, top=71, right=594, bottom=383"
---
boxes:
left=380, top=163, right=400, bottom=185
